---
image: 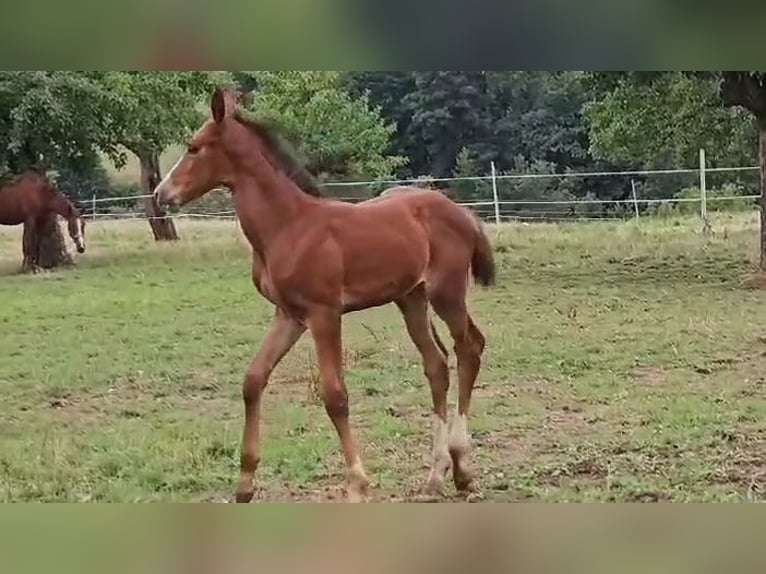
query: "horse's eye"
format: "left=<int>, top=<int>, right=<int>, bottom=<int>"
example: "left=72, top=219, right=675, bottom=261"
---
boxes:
left=188, top=144, right=200, bottom=155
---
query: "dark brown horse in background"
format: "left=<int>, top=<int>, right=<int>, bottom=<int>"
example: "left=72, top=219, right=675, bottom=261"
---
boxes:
left=0, top=170, right=86, bottom=272
left=154, top=88, right=496, bottom=503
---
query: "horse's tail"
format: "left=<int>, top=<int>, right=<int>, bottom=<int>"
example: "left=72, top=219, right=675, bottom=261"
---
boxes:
left=470, top=217, right=496, bottom=287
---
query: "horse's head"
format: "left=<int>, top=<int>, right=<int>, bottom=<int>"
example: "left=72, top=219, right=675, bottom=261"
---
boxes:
left=154, top=87, right=241, bottom=209
left=65, top=204, right=86, bottom=254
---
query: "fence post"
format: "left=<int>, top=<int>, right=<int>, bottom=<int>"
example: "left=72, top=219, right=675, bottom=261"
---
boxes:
left=491, top=161, right=501, bottom=227
left=699, top=148, right=709, bottom=229
left=92, top=194, right=96, bottom=219
left=630, top=180, right=640, bottom=220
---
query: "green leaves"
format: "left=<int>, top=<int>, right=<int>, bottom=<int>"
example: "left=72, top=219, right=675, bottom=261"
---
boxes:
left=0, top=72, right=110, bottom=174
left=584, top=73, right=756, bottom=169
left=245, top=71, right=406, bottom=181
left=99, top=71, right=231, bottom=158
left=0, top=71, right=230, bottom=177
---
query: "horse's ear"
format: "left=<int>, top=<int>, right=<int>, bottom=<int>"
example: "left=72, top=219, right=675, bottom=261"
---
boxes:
left=212, top=87, right=243, bottom=124
left=211, top=88, right=226, bottom=124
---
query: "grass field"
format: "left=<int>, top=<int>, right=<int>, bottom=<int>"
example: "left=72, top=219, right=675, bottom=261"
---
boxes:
left=1, top=212, right=765, bottom=502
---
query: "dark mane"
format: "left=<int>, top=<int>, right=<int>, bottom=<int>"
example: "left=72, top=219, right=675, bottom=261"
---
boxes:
left=233, top=111, right=324, bottom=198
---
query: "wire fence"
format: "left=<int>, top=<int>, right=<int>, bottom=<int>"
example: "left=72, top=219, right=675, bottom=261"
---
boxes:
left=82, top=151, right=762, bottom=225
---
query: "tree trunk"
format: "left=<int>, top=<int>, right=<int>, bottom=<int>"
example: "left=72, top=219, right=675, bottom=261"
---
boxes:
left=138, top=150, right=179, bottom=241
left=29, top=214, right=74, bottom=271
left=760, top=121, right=766, bottom=271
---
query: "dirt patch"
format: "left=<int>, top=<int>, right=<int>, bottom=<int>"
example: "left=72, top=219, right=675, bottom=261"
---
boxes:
left=629, top=366, right=667, bottom=385
left=38, top=378, right=241, bottom=426
left=709, top=440, right=766, bottom=499
left=622, top=491, right=672, bottom=503
left=740, top=272, right=766, bottom=290
left=533, top=455, right=609, bottom=487
left=736, top=377, right=766, bottom=398
left=542, top=403, right=606, bottom=435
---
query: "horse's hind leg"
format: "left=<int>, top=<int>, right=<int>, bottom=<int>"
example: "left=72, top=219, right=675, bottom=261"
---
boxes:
left=395, top=284, right=451, bottom=495
left=429, top=285, right=486, bottom=493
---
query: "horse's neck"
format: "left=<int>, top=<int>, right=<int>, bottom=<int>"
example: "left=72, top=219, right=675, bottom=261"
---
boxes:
left=232, top=168, right=316, bottom=259
left=50, top=195, right=71, bottom=216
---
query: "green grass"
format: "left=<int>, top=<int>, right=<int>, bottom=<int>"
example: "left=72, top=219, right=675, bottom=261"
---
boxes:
left=1, top=212, right=765, bottom=502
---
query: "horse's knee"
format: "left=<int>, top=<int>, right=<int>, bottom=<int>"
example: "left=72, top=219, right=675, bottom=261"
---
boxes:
left=322, top=384, right=349, bottom=419
left=243, top=368, right=268, bottom=405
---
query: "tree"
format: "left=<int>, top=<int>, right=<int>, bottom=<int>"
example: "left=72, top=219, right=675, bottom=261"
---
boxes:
left=401, top=72, right=492, bottom=178
left=584, top=73, right=755, bottom=170
left=0, top=72, right=228, bottom=273
left=0, top=72, right=109, bottom=270
left=719, top=72, right=766, bottom=271
left=342, top=72, right=421, bottom=177
left=242, top=71, right=406, bottom=183
left=345, top=71, right=624, bottom=203
left=98, top=71, right=231, bottom=241
left=481, top=71, right=632, bottom=203
left=483, top=72, right=591, bottom=171
left=33, top=210, right=74, bottom=270
left=586, top=71, right=766, bottom=270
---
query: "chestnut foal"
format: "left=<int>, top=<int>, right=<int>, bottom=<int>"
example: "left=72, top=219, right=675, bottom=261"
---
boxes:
left=154, top=89, right=496, bottom=503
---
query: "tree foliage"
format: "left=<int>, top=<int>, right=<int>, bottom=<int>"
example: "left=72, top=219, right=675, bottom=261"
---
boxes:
left=345, top=71, right=617, bottom=192
left=0, top=71, right=231, bottom=247
left=584, top=73, right=756, bottom=169
left=0, top=70, right=762, bottom=210
left=0, top=71, right=230, bottom=185
left=242, top=71, right=407, bottom=181
left=97, top=71, right=231, bottom=161
left=0, top=72, right=109, bottom=175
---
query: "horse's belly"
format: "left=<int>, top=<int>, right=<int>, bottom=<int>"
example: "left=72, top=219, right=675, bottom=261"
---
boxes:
left=338, top=221, right=428, bottom=308
left=341, top=277, right=421, bottom=312
left=0, top=210, right=24, bottom=225
left=340, top=253, right=425, bottom=310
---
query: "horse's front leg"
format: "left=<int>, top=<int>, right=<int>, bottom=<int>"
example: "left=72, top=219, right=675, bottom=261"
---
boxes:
left=21, top=218, right=37, bottom=273
left=236, top=307, right=305, bottom=503
left=306, top=308, right=370, bottom=502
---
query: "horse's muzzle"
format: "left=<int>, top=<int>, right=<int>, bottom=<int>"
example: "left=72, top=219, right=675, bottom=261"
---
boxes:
left=154, top=187, right=179, bottom=209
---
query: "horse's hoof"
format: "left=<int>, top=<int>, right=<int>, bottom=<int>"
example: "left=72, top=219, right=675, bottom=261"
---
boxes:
left=424, top=475, right=445, bottom=496
left=346, top=490, right=371, bottom=503
left=234, top=490, right=254, bottom=503
left=346, top=485, right=369, bottom=503
left=453, top=469, right=476, bottom=493
left=346, top=482, right=369, bottom=503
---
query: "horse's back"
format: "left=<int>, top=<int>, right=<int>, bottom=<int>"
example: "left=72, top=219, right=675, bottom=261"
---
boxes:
left=352, top=186, right=478, bottom=245
left=290, top=187, right=481, bottom=297
left=366, top=186, right=486, bottom=282
left=363, top=185, right=434, bottom=204
left=0, top=172, right=50, bottom=225
left=0, top=182, right=26, bottom=225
